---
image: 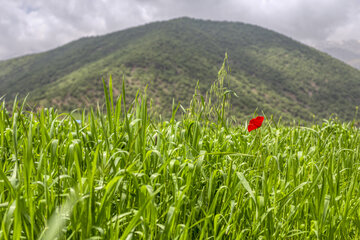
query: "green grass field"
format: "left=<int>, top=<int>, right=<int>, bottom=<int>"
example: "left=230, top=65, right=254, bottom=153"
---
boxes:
left=1, top=64, right=360, bottom=239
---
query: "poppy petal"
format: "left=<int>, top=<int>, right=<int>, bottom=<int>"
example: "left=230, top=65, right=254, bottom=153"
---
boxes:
left=248, top=124, right=257, bottom=132
left=248, top=116, right=264, bottom=132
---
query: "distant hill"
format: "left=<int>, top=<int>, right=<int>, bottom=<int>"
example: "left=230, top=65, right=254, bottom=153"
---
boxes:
left=318, top=40, right=360, bottom=70
left=1, top=17, right=360, bottom=121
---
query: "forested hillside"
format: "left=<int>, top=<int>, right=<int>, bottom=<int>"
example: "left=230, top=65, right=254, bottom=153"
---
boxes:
left=1, top=17, right=360, bottom=121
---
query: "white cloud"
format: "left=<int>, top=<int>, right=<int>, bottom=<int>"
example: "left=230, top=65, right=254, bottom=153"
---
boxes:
left=0, top=0, right=360, bottom=60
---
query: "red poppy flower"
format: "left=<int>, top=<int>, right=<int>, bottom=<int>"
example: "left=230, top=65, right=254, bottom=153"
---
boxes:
left=248, top=116, right=264, bottom=132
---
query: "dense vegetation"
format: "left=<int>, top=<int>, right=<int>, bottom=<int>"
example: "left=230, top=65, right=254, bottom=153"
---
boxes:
left=1, top=63, right=360, bottom=239
left=1, top=17, right=360, bottom=121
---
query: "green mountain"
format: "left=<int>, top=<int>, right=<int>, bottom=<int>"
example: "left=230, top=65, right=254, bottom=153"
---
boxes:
left=1, top=17, right=360, bottom=121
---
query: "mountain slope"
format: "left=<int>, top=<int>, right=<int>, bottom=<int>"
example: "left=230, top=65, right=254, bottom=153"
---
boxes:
left=317, top=40, right=360, bottom=70
left=1, top=17, right=360, bottom=121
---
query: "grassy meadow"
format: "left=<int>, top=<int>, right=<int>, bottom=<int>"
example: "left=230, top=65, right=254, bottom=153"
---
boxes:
left=1, top=61, right=360, bottom=239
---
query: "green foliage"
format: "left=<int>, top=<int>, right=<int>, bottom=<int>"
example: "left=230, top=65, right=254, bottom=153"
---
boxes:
left=1, top=70, right=360, bottom=239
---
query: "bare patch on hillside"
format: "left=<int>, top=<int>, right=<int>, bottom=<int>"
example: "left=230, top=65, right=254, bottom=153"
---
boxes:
left=310, top=81, right=320, bottom=91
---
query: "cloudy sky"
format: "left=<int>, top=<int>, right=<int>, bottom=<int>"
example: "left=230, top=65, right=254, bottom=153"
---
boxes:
left=1, top=0, right=360, bottom=60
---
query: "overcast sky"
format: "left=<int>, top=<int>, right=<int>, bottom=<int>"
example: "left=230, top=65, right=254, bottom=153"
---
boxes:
left=1, top=0, right=360, bottom=60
